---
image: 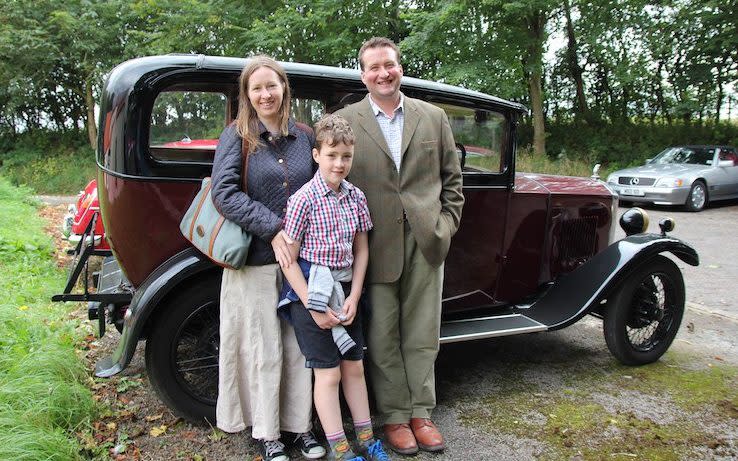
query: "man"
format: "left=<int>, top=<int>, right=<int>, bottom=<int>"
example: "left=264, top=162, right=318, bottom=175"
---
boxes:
left=336, top=37, right=464, bottom=455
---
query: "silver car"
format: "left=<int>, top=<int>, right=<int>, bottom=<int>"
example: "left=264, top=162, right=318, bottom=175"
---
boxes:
left=607, top=145, right=738, bottom=211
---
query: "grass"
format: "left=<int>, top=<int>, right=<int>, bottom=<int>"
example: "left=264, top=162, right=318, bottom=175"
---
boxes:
left=0, top=178, right=99, bottom=460
left=516, top=147, right=616, bottom=179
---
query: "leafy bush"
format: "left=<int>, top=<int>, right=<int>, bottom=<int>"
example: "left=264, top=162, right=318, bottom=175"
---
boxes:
left=0, top=130, right=96, bottom=195
left=519, top=120, right=738, bottom=171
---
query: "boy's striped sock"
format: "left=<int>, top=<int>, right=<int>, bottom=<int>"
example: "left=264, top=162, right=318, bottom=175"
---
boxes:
left=326, top=430, right=354, bottom=459
left=354, top=418, right=375, bottom=448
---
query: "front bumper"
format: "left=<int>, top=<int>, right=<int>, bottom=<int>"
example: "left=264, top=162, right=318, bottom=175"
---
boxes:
left=608, top=183, right=690, bottom=206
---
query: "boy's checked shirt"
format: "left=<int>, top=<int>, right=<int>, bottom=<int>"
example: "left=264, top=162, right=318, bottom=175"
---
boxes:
left=283, top=170, right=373, bottom=269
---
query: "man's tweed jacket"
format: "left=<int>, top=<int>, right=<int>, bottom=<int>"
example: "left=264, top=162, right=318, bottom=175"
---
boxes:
left=337, top=95, right=464, bottom=283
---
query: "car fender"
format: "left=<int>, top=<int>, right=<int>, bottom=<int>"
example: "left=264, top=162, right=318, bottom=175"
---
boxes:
left=519, top=233, right=699, bottom=330
left=95, top=248, right=220, bottom=377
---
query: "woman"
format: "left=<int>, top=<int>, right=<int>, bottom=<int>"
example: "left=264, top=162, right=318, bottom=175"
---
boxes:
left=211, top=56, right=325, bottom=461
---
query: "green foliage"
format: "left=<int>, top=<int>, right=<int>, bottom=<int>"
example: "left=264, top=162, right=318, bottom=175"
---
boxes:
left=0, top=130, right=96, bottom=194
left=0, top=178, right=99, bottom=460
left=519, top=120, right=738, bottom=170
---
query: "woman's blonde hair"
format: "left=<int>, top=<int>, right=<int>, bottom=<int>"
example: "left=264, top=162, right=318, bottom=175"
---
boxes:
left=235, top=56, right=291, bottom=155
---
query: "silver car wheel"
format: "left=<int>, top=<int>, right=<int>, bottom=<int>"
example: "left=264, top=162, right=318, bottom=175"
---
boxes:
left=686, top=181, right=707, bottom=212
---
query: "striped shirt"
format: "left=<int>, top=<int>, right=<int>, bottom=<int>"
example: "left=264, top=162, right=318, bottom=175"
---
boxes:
left=368, top=93, right=405, bottom=171
left=283, top=171, right=373, bottom=269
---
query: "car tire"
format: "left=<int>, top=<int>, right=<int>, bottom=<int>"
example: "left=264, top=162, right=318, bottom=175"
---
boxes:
left=603, top=255, right=685, bottom=365
left=145, top=275, right=220, bottom=424
left=684, top=180, right=707, bottom=212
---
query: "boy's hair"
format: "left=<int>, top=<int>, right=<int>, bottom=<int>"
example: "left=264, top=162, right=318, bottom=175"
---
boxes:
left=314, top=114, right=355, bottom=149
left=358, top=37, right=401, bottom=70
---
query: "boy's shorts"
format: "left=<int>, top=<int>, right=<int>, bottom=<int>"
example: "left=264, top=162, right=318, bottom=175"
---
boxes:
left=289, top=295, right=364, bottom=368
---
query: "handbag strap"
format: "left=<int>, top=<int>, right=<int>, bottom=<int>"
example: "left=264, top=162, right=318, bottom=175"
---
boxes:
left=241, top=136, right=249, bottom=193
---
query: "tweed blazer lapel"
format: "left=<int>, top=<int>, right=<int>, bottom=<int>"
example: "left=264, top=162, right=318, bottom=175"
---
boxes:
left=354, top=96, right=392, bottom=160
left=400, top=97, right=420, bottom=159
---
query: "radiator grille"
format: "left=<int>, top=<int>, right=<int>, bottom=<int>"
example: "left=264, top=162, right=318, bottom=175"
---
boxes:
left=556, top=216, right=598, bottom=271
left=618, top=176, right=655, bottom=186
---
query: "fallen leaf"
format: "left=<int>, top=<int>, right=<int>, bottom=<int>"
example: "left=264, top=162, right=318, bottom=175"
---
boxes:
left=106, top=422, right=117, bottom=431
left=149, top=425, right=168, bottom=437
left=145, top=413, right=163, bottom=422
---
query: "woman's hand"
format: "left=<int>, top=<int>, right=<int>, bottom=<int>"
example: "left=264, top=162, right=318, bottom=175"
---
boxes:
left=271, top=230, right=296, bottom=268
left=310, top=309, right=341, bottom=329
left=340, top=295, right=359, bottom=325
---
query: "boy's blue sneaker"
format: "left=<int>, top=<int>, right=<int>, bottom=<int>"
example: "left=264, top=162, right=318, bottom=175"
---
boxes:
left=362, top=440, right=391, bottom=461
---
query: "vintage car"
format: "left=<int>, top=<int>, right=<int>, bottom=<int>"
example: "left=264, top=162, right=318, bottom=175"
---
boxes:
left=54, top=55, right=699, bottom=424
left=607, top=145, right=738, bottom=212
left=61, top=179, right=110, bottom=250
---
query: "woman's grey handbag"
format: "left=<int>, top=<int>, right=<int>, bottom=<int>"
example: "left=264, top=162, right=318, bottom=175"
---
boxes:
left=179, top=137, right=252, bottom=269
left=179, top=177, right=252, bottom=269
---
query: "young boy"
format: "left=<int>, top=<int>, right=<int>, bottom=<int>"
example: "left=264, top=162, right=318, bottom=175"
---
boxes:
left=279, top=114, right=391, bottom=461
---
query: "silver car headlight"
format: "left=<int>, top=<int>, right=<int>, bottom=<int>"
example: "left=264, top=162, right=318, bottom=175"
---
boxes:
left=606, top=174, right=617, bottom=184
left=653, top=177, right=684, bottom=187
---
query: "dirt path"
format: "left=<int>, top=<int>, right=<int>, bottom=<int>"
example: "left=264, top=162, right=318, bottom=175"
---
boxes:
left=41, top=201, right=738, bottom=460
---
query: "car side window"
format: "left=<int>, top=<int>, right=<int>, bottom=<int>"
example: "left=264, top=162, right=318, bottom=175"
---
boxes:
left=150, top=91, right=227, bottom=162
left=719, top=149, right=738, bottom=166
left=149, top=91, right=324, bottom=164
left=432, top=104, right=506, bottom=173
left=291, top=98, right=325, bottom=127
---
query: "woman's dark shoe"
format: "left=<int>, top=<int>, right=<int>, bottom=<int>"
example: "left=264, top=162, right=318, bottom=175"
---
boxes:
left=259, top=439, right=290, bottom=461
left=294, top=431, right=326, bottom=459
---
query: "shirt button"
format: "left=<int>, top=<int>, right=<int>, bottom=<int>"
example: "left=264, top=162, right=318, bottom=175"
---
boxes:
left=278, top=158, right=284, bottom=163
left=397, top=218, right=403, bottom=224
left=268, top=136, right=273, bottom=142
left=283, top=207, right=287, bottom=213
left=282, top=182, right=288, bottom=187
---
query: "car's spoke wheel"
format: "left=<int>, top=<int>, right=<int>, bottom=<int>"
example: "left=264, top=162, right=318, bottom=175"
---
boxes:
left=603, top=255, right=684, bottom=365
left=685, top=180, right=707, bottom=212
left=145, top=274, right=220, bottom=424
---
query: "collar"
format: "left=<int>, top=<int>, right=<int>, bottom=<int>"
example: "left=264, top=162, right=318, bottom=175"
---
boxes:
left=368, top=93, right=404, bottom=118
left=311, top=170, right=353, bottom=197
left=258, top=118, right=297, bottom=141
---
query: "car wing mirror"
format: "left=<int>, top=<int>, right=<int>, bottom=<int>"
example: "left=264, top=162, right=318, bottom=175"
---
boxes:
left=645, top=157, right=653, bottom=164
left=718, top=159, right=734, bottom=167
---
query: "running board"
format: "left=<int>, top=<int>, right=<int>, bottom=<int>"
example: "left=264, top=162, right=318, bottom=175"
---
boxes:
left=440, top=314, right=546, bottom=344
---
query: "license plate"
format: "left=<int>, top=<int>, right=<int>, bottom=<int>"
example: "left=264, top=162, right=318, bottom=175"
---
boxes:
left=620, top=188, right=645, bottom=197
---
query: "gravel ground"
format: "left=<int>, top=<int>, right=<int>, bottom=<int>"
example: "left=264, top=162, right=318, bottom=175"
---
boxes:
left=41, top=198, right=738, bottom=460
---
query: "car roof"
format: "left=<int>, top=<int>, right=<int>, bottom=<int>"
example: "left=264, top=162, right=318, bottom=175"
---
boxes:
left=108, top=54, right=528, bottom=114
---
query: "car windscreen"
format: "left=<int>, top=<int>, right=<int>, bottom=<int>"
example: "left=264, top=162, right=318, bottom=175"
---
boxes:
left=652, top=147, right=715, bottom=165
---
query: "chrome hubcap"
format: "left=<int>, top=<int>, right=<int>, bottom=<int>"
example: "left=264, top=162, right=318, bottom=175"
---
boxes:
left=691, top=185, right=705, bottom=209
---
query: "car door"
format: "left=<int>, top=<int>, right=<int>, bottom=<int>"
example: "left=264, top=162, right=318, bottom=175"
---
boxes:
left=709, top=148, right=738, bottom=199
left=719, top=148, right=738, bottom=196
left=424, top=102, right=512, bottom=314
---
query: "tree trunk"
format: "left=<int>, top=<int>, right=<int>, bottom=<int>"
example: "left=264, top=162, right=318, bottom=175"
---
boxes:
left=563, top=0, right=587, bottom=118
left=523, top=10, right=547, bottom=156
left=529, top=70, right=546, bottom=155
left=85, top=80, right=97, bottom=149
left=715, top=62, right=725, bottom=123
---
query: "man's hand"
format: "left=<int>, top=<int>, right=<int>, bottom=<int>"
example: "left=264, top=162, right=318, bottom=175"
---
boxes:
left=310, top=309, right=341, bottom=329
left=271, top=230, right=296, bottom=268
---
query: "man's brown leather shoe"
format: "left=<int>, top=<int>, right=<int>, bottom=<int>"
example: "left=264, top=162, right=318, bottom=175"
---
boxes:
left=383, top=423, right=419, bottom=455
left=410, top=418, right=445, bottom=452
